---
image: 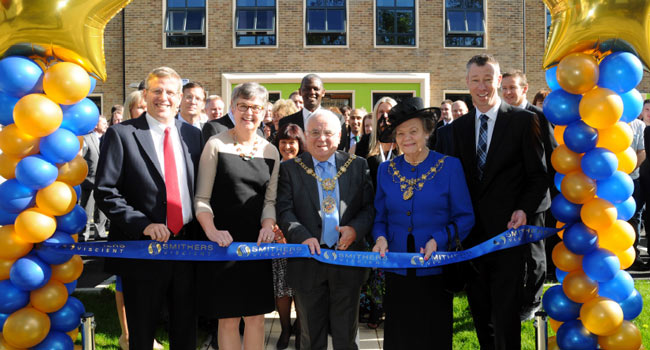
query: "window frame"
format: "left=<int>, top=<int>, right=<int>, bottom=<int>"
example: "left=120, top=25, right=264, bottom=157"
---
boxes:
left=443, top=0, right=487, bottom=49
left=88, top=93, right=104, bottom=116
left=163, top=0, right=208, bottom=49
left=373, top=0, right=418, bottom=48
left=233, top=0, right=279, bottom=48
left=303, top=0, right=349, bottom=48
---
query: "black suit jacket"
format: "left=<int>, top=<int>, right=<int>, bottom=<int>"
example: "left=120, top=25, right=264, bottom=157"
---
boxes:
left=450, top=103, right=548, bottom=247
left=433, top=124, right=454, bottom=156
left=276, top=151, right=374, bottom=290
left=95, top=115, right=203, bottom=277
left=279, top=109, right=349, bottom=151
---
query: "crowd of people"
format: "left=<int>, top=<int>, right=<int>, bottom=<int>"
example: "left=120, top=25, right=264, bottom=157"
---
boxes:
left=78, top=53, right=649, bottom=350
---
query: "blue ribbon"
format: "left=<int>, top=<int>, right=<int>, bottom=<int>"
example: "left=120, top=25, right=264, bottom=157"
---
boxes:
left=39, top=225, right=560, bottom=269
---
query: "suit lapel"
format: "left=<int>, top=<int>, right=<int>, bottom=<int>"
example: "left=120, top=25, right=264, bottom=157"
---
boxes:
left=480, top=103, right=512, bottom=188
left=297, top=153, right=321, bottom=212
left=456, top=114, right=479, bottom=182
left=132, top=117, right=163, bottom=179
left=176, top=119, right=195, bottom=197
left=335, top=152, right=350, bottom=219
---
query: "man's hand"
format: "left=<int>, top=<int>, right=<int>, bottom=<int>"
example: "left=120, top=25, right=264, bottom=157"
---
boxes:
left=507, top=210, right=527, bottom=229
left=143, top=224, right=171, bottom=243
left=336, top=226, right=356, bottom=250
left=420, top=238, right=438, bottom=260
left=205, top=229, right=233, bottom=247
left=372, top=236, right=388, bottom=257
left=302, top=237, right=321, bottom=255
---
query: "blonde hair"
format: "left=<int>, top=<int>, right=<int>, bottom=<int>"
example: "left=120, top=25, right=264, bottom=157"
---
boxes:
left=144, top=66, right=182, bottom=92
left=123, top=90, right=144, bottom=120
left=272, top=99, right=299, bottom=120
left=367, top=97, right=399, bottom=157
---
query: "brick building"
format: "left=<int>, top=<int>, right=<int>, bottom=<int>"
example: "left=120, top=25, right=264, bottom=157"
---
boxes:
left=94, top=0, right=650, bottom=115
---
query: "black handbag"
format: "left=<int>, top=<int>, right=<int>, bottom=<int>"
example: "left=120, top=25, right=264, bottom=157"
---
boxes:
left=443, top=222, right=477, bottom=293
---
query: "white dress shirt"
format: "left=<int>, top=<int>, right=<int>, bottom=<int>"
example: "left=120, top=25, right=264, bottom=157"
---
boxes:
left=474, top=98, right=502, bottom=152
left=302, top=107, right=322, bottom=128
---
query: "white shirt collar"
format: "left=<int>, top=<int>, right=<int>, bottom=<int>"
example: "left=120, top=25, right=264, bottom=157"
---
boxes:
left=516, top=100, right=528, bottom=109
left=302, top=107, right=322, bottom=125
left=146, top=113, right=176, bottom=131
left=475, top=97, right=502, bottom=122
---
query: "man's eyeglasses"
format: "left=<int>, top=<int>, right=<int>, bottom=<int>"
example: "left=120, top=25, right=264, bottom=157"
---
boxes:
left=236, top=103, right=265, bottom=113
left=308, top=129, right=336, bottom=138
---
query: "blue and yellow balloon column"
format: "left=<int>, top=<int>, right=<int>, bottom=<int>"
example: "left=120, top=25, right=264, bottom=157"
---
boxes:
left=543, top=52, right=645, bottom=349
left=0, top=57, right=97, bottom=349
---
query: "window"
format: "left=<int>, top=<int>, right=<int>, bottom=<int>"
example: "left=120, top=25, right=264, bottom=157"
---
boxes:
left=445, top=0, right=485, bottom=48
left=321, top=92, right=353, bottom=109
left=372, top=92, right=414, bottom=106
left=165, top=0, right=206, bottom=47
left=376, top=0, right=416, bottom=46
left=268, top=92, right=281, bottom=103
left=444, top=92, right=473, bottom=111
left=545, top=8, right=551, bottom=40
left=88, top=94, right=103, bottom=115
left=235, top=0, right=276, bottom=46
left=306, top=0, right=347, bottom=46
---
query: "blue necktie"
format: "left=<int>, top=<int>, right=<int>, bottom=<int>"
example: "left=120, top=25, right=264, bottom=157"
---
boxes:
left=318, top=161, right=339, bottom=248
left=477, top=114, right=489, bottom=180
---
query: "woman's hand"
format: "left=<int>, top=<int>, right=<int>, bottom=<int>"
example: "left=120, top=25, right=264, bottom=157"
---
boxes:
left=206, top=229, right=233, bottom=247
left=273, top=225, right=287, bottom=244
left=372, top=236, right=389, bottom=258
left=257, top=225, right=275, bottom=246
left=420, top=238, right=438, bottom=260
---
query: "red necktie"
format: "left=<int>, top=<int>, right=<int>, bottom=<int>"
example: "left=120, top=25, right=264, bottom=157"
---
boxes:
left=164, top=127, right=183, bottom=235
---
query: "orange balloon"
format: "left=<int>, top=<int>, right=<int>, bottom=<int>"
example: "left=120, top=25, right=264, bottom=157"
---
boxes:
left=14, top=208, right=56, bottom=243
left=549, top=318, right=563, bottom=333
left=0, top=153, right=21, bottom=180
left=580, top=297, right=624, bottom=336
left=548, top=336, right=560, bottom=350
left=35, top=181, right=77, bottom=216
left=598, top=320, right=642, bottom=350
left=0, top=124, right=40, bottom=157
left=613, top=246, right=636, bottom=270
left=67, top=327, right=79, bottom=343
left=13, top=94, right=62, bottom=137
left=554, top=125, right=566, bottom=145
left=30, top=280, right=68, bottom=313
left=556, top=53, right=599, bottom=94
left=0, top=334, right=22, bottom=350
left=561, top=171, right=596, bottom=204
left=43, top=62, right=91, bottom=105
left=597, top=122, right=633, bottom=154
left=552, top=242, right=583, bottom=272
left=2, top=307, right=50, bottom=348
left=0, top=225, right=33, bottom=260
left=71, top=233, right=79, bottom=243
left=57, top=155, right=88, bottom=187
left=0, top=258, right=14, bottom=280
left=616, top=148, right=637, bottom=175
left=580, top=87, right=624, bottom=129
left=51, top=255, right=83, bottom=283
left=598, top=220, right=635, bottom=253
left=581, top=198, right=617, bottom=231
left=556, top=221, right=565, bottom=239
left=562, top=270, right=599, bottom=303
left=551, top=145, right=582, bottom=175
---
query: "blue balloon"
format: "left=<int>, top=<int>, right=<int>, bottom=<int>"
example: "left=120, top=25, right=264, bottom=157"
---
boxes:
left=56, top=205, right=87, bottom=234
left=598, top=270, right=634, bottom=302
left=0, top=312, right=8, bottom=329
left=61, top=98, right=100, bottom=136
left=0, top=91, right=19, bottom=125
left=49, top=297, right=83, bottom=332
left=556, top=320, right=598, bottom=350
left=614, top=196, right=636, bottom=221
left=73, top=185, right=81, bottom=199
left=563, top=223, right=598, bottom=255
left=0, top=207, right=19, bottom=225
left=583, top=248, right=620, bottom=282
left=556, top=268, right=568, bottom=283
left=0, top=280, right=30, bottom=313
left=596, top=171, right=634, bottom=203
left=67, top=296, right=85, bottom=315
left=554, top=172, right=565, bottom=192
left=9, top=254, right=52, bottom=291
left=598, top=52, right=643, bottom=94
left=581, top=148, right=618, bottom=181
left=563, top=120, right=598, bottom=153
left=543, top=89, right=582, bottom=126
left=619, top=89, right=644, bottom=123
left=40, top=128, right=80, bottom=164
left=88, top=77, right=97, bottom=94
left=551, top=194, right=582, bottom=223
left=14, top=155, right=58, bottom=190
left=542, top=285, right=582, bottom=322
left=64, top=280, right=77, bottom=295
left=32, top=330, right=74, bottom=350
left=618, top=289, right=643, bottom=320
left=35, top=231, right=74, bottom=264
left=0, top=178, right=36, bottom=213
left=545, top=66, right=561, bottom=91
left=0, top=56, right=44, bottom=97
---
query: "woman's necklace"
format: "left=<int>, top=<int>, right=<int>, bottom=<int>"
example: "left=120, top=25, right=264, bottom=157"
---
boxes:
left=232, top=130, right=260, bottom=161
left=389, top=155, right=447, bottom=200
left=294, top=155, right=356, bottom=213
left=404, top=149, right=428, bottom=166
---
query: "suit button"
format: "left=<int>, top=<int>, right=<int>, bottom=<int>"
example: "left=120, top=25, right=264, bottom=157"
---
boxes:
left=411, top=167, right=416, bottom=172
left=407, top=227, right=412, bottom=232
left=406, top=211, right=411, bottom=216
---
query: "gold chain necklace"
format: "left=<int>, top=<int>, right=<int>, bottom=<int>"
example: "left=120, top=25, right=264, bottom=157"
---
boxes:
left=232, top=131, right=260, bottom=161
left=389, top=156, right=447, bottom=200
left=295, top=155, right=356, bottom=213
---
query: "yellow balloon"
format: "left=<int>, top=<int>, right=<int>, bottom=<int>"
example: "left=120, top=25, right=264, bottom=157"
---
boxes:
left=0, top=225, right=33, bottom=260
left=556, top=221, right=565, bottom=239
left=561, top=171, right=596, bottom=204
left=562, top=270, right=599, bottom=303
left=0, top=334, right=22, bottom=350
left=551, top=145, right=582, bottom=175
left=598, top=320, right=642, bottom=350
left=597, top=122, right=633, bottom=154
left=597, top=220, right=635, bottom=253
left=0, top=258, right=14, bottom=280
left=51, top=255, right=83, bottom=283
left=549, top=318, right=563, bottom=333
left=30, top=280, right=69, bottom=313
left=553, top=125, right=566, bottom=145
left=580, top=88, right=623, bottom=130
left=616, top=148, right=637, bottom=175
left=13, top=94, right=62, bottom=138
left=580, top=297, right=623, bottom=336
left=556, top=53, right=599, bottom=94
left=0, top=124, right=40, bottom=157
left=57, top=155, right=88, bottom=187
left=14, top=208, right=56, bottom=243
left=581, top=198, right=617, bottom=231
left=67, top=327, right=79, bottom=343
left=35, top=181, right=77, bottom=216
left=2, top=307, right=50, bottom=348
left=0, top=153, right=21, bottom=180
left=552, top=242, right=583, bottom=272
left=43, top=62, right=91, bottom=105
left=613, top=246, right=635, bottom=270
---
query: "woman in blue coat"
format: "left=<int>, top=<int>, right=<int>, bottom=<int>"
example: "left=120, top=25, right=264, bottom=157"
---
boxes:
left=372, top=97, right=474, bottom=349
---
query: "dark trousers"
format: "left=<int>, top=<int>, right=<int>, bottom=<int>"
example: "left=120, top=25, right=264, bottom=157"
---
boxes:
left=522, top=213, right=546, bottom=309
left=466, top=248, right=524, bottom=350
left=121, top=260, right=197, bottom=350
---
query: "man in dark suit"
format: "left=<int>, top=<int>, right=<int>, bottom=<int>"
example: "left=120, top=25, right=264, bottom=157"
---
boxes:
left=80, top=116, right=108, bottom=241
left=450, top=55, right=548, bottom=349
left=277, top=109, right=373, bottom=350
left=501, top=70, right=556, bottom=321
left=428, top=99, right=453, bottom=150
left=95, top=67, right=202, bottom=350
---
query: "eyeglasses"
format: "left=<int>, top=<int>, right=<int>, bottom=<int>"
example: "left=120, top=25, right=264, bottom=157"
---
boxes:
left=236, top=103, right=265, bottom=113
left=183, top=94, right=204, bottom=102
left=307, top=129, right=336, bottom=138
left=149, top=89, right=179, bottom=98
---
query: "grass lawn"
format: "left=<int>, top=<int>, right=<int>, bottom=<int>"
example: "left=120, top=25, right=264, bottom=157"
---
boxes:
left=74, top=281, right=650, bottom=349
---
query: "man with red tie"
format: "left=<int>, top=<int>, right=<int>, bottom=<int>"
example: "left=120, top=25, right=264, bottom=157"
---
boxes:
left=95, top=67, right=203, bottom=350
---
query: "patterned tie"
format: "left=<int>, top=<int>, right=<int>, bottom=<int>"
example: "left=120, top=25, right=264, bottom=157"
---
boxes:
left=164, top=127, right=183, bottom=235
left=476, top=114, right=489, bottom=180
left=318, top=161, right=339, bottom=248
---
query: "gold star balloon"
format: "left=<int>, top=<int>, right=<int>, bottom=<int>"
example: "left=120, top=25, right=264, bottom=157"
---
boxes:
left=0, top=0, right=132, bottom=81
left=543, top=0, right=650, bottom=71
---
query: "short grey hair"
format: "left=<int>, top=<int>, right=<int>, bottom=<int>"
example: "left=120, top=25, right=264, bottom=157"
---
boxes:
left=307, top=109, right=342, bottom=133
left=231, top=82, right=269, bottom=105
